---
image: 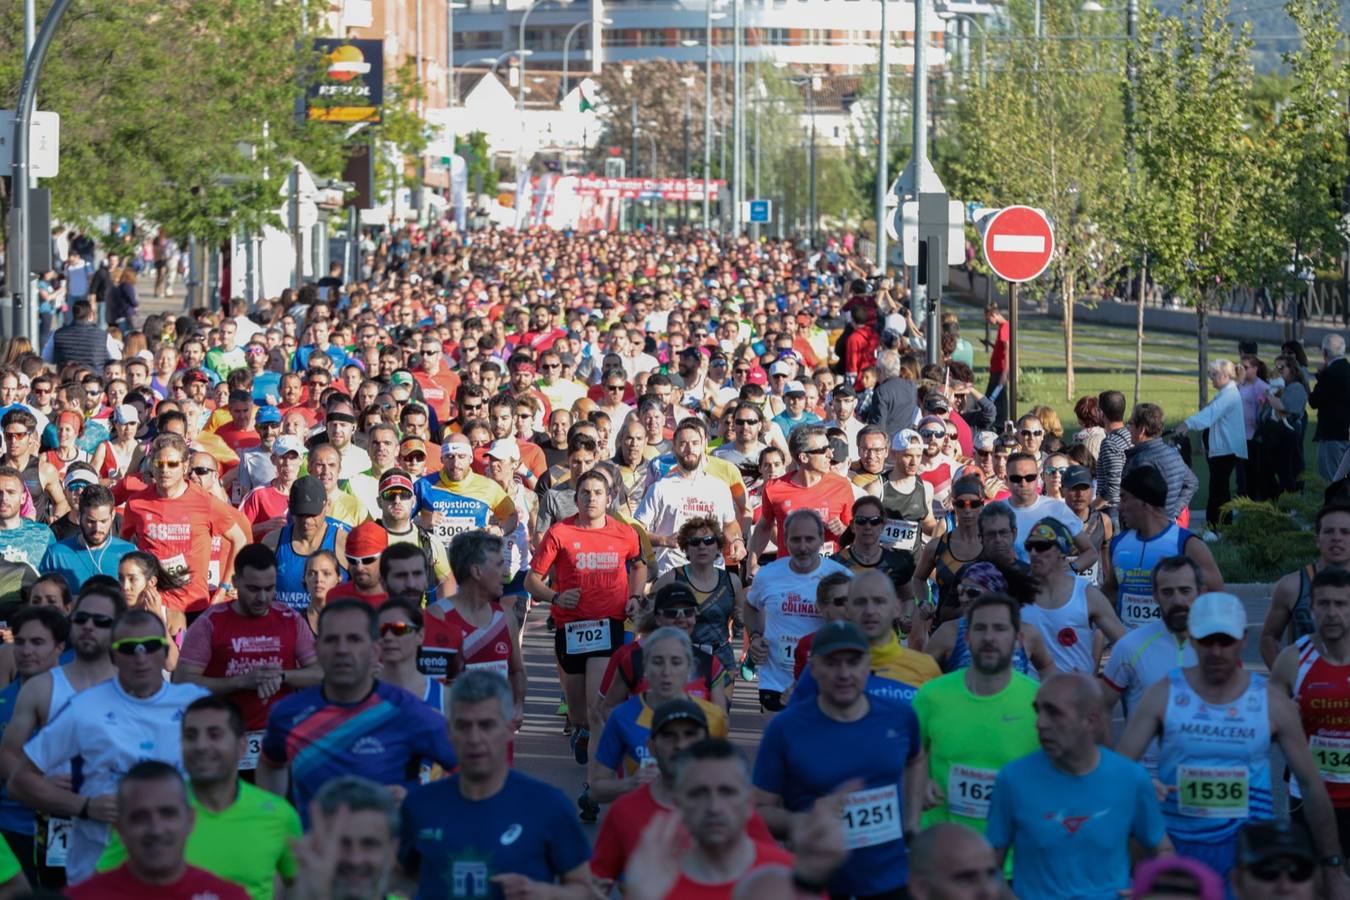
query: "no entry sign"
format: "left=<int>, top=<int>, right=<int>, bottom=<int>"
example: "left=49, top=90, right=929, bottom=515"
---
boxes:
left=980, top=206, right=1054, bottom=283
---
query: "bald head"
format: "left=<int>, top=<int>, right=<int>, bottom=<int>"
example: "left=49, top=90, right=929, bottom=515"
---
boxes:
left=1034, top=672, right=1107, bottom=764
left=908, top=823, right=1003, bottom=900
left=1038, top=672, right=1104, bottom=718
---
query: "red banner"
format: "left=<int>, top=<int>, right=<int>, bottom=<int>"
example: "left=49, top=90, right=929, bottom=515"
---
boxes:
left=570, top=177, right=725, bottom=201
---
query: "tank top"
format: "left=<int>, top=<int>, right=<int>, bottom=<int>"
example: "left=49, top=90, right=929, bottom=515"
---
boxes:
left=932, top=531, right=980, bottom=612
left=673, top=567, right=737, bottom=669
left=275, top=522, right=343, bottom=614
left=948, top=619, right=1035, bottom=678
left=1291, top=635, right=1350, bottom=806
left=1110, top=523, right=1192, bottom=629
left=1158, top=669, right=1273, bottom=842
left=45, top=448, right=86, bottom=484
left=422, top=677, right=446, bottom=715
left=1077, top=509, right=1107, bottom=585
left=97, top=440, right=135, bottom=481
left=20, top=457, right=48, bottom=523
left=1291, top=564, right=1317, bottom=643
left=503, top=483, right=532, bottom=575
left=48, top=666, right=76, bottom=721
left=425, top=601, right=513, bottom=681
left=1021, top=576, right=1094, bottom=674
left=880, top=478, right=928, bottom=552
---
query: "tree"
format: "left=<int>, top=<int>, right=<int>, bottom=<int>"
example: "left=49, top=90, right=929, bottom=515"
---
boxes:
left=589, top=60, right=709, bottom=180
left=1127, top=0, right=1262, bottom=407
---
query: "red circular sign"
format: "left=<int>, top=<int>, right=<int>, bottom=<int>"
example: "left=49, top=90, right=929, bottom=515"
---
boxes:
left=982, top=205, right=1055, bottom=283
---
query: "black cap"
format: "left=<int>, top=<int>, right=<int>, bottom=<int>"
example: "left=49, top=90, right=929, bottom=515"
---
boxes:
left=650, top=698, right=709, bottom=735
left=1237, top=820, right=1315, bottom=866
left=653, top=582, right=698, bottom=611
left=832, top=384, right=856, bottom=399
left=923, top=392, right=951, bottom=413
left=290, top=475, right=327, bottom=517
left=1121, top=464, right=1169, bottom=508
left=1063, top=464, right=1093, bottom=489
left=810, top=621, right=870, bottom=657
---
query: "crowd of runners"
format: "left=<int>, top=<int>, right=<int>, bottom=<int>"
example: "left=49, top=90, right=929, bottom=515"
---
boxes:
left=0, top=222, right=1347, bottom=898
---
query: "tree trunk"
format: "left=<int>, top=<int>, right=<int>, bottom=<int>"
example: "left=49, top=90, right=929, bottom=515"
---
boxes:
left=1197, top=295, right=1210, bottom=408
left=1134, top=254, right=1148, bottom=406
left=1063, top=270, right=1076, bottom=401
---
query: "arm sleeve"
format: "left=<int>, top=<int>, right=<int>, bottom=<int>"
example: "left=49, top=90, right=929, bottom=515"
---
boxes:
left=530, top=528, right=559, bottom=576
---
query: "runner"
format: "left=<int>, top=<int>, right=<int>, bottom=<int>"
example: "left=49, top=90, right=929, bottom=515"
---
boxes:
left=906, top=823, right=1003, bottom=900
left=910, top=476, right=984, bottom=619
left=1003, top=452, right=1100, bottom=572
left=1260, top=505, right=1350, bottom=667
left=1117, top=592, right=1350, bottom=886
left=1021, top=518, right=1127, bottom=674
left=915, top=561, right=1053, bottom=679
left=831, top=494, right=918, bottom=617
left=414, top=434, right=518, bottom=550
left=750, top=423, right=854, bottom=563
left=323, top=522, right=388, bottom=608
left=40, top=484, right=135, bottom=590
left=374, top=468, right=452, bottom=600
left=237, top=433, right=306, bottom=539
left=262, top=475, right=348, bottom=615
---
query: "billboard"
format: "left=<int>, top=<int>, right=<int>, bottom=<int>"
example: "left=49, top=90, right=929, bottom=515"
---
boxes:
left=308, top=39, right=384, bottom=123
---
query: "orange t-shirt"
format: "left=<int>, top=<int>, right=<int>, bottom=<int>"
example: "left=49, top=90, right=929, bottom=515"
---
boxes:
left=414, top=368, right=461, bottom=421
left=530, top=515, right=641, bottom=624
left=120, top=483, right=240, bottom=613
left=760, top=472, right=856, bottom=556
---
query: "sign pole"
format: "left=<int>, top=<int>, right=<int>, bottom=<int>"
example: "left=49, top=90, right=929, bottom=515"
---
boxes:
left=1008, top=281, right=1019, bottom=424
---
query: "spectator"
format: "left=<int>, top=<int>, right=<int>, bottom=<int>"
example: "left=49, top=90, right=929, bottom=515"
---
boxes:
left=1312, top=334, right=1350, bottom=481
left=1177, top=360, right=1247, bottom=533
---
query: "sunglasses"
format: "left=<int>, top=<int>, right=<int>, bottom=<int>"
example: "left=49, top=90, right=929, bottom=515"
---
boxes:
left=541, top=363, right=561, bottom=371
left=685, top=535, right=720, bottom=547
left=1020, top=429, right=1044, bottom=437
left=606, top=385, right=625, bottom=392
left=1043, top=466, right=1069, bottom=476
left=853, top=515, right=884, bottom=527
left=72, top=611, right=114, bottom=628
left=191, top=467, right=217, bottom=477
left=3, top=431, right=29, bottom=441
left=1025, top=541, right=1059, bottom=554
left=152, top=459, right=183, bottom=470
left=1248, top=859, right=1315, bottom=883
left=1007, top=473, right=1038, bottom=484
left=112, top=636, right=170, bottom=655
left=349, top=554, right=380, bottom=566
left=919, top=430, right=945, bottom=440
left=957, top=585, right=984, bottom=600
left=461, top=404, right=484, bottom=413
left=734, top=418, right=760, bottom=426
left=379, top=622, right=419, bottom=637
left=825, top=595, right=849, bottom=608
left=803, top=446, right=831, bottom=456
left=953, top=499, right=984, bottom=510
left=382, top=490, right=413, bottom=502
left=658, top=607, right=696, bottom=620
left=401, top=452, right=426, bottom=462
left=734, top=368, right=750, bottom=375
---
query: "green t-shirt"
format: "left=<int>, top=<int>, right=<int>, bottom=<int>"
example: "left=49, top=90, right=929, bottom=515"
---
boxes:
left=0, top=838, right=19, bottom=885
left=913, top=669, right=1040, bottom=832
left=98, top=781, right=301, bottom=900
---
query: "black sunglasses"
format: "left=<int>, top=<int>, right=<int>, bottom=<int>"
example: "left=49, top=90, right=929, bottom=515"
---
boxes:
left=658, top=607, right=696, bottom=620
left=1007, top=473, right=1039, bottom=484
left=1025, top=541, right=1058, bottom=554
left=1249, top=859, right=1314, bottom=883
left=853, top=515, right=884, bottom=527
left=685, top=535, right=720, bottom=547
left=803, top=446, right=831, bottom=456
left=72, top=611, right=114, bottom=628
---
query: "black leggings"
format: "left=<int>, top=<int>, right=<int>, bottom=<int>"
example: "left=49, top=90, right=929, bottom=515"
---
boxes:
left=1206, top=454, right=1238, bottom=527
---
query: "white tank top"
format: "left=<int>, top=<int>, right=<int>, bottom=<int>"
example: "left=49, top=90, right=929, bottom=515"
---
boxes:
left=1022, top=575, right=1094, bottom=673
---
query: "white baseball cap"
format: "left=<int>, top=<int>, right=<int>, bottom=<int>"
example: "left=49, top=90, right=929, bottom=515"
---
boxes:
left=783, top=380, right=806, bottom=396
left=485, top=438, right=519, bottom=461
left=769, top=360, right=793, bottom=376
left=1188, top=592, right=1247, bottom=641
left=272, top=434, right=306, bottom=458
left=891, top=428, right=922, bottom=451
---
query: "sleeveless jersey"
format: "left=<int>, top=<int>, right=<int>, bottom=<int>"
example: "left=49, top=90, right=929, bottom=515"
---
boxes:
left=1021, top=576, right=1094, bottom=674
left=425, top=602, right=513, bottom=681
left=1290, top=564, right=1317, bottom=644
left=1158, top=669, right=1272, bottom=843
left=932, top=531, right=980, bottom=613
left=275, top=522, right=343, bottom=614
left=1291, top=635, right=1350, bottom=806
left=44, top=448, right=86, bottom=484
left=1077, top=508, right=1107, bottom=584
left=880, top=478, right=928, bottom=553
left=1110, top=523, right=1191, bottom=629
left=20, top=457, right=48, bottom=523
left=674, top=566, right=737, bottom=672
left=948, top=619, right=1034, bottom=678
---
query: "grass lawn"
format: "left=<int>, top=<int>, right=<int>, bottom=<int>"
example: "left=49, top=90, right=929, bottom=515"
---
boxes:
left=945, top=300, right=1319, bottom=517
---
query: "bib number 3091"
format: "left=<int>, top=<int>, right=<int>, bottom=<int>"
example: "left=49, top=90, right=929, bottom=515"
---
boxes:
left=565, top=619, right=611, bottom=655
left=840, top=785, right=902, bottom=849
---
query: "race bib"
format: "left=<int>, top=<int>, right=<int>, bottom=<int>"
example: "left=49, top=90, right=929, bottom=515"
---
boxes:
left=564, top=619, right=611, bottom=655
left=946, top=764, right=997, bottom=819
left=434, top=517, right=477, bottom=543
left=841, top=785, right=902, bottom=849
left=208, top=559, right=222, bottom=590
left=466, top=659, right=511, bottom=680
left=46, top=817, right=71, bottom=867
left=1120, top=592, right=1161, bottom=628
left=1177, top=764, right=1248, bottom=818
left=158, top=553, right=189, bottom=579
left=882, top=519, right=919, bottom=551
left=1312, top=735, right=1350, bottom=783
left=238, top=730, right=264, bottom=771
left=777, top=635, right=799, bottom=666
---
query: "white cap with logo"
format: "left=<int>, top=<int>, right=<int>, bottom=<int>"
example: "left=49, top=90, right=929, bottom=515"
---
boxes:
left=1188, top=592, right=1247, bottom=641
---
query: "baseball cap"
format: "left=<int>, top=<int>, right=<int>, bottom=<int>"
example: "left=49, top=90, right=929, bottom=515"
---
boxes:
left=952, top=475, right=984, bottom=499
left=389, top=371, right=415, bottom=389
left=653, top=582, right=698, bottom=611
left=378, top=469, right=415, bottom=496
left=255, top=405, right=282, bottom=425
left=1025, top=517, right=1075, bottom=554
left=810, top=621, right=870, bottom=657
left=891, top=428, right=922, bottom=452
left=832, top=384, right=856, bottom=399
left=973, top=430, right=998, bottom=453
left=346, top=521, right=389, bottom=558
left=650, top=698, right=709, bottom=736
left=917, top=415, right=947, bottom=433
left=783, top=380, right=806, bottom=396
left=272, top=434, right=305, bottom=458
left=1236, top=819, right=1315, bottom=866
left=112, top=404, right=140, bottom=426
left=289, top=476, right=326, bottom=517
left=1188, top=592, right=1247, bottom=641
left=1063, top=464, right=1093, bottom=490
left=922, top=392, right=951, bottom=413
left=485, top=439, right=520, bottom=461
left=400, top=438, right=427, bottom=458
left=746, top=368, right=768, bottom=386
left=63, top=463, right=98, bottom=490
left=769, top=360, right=792, bottom=377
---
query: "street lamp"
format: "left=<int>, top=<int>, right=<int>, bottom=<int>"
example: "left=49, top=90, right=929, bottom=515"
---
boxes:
left=446, top=1, right=466, bottom=104
left=468, top=49, right=532, bottom=77
left=562, top=16, right=611, bottom=100
left=788, top=74, right=820, bottom=247
left=698, top=10, right=728, bottom=232
left=937, top=11, right=990, bottom=87
left=517, top=0, right=573, bottom=181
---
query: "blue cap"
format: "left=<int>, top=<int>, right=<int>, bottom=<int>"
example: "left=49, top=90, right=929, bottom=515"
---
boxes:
left=255, top=405, right=281, bottom=425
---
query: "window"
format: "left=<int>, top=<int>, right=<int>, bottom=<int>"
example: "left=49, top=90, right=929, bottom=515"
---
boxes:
left=455, top=31, right=499, bottom=52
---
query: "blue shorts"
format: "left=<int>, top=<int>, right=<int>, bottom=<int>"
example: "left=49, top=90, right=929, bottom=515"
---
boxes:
left=1170, top=835, right=1236, bottom=900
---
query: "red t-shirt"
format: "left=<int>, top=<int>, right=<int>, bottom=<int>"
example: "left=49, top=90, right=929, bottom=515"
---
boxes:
left=989, top=320, right=1011, bottom=374
left=214, top=422, right=261, bottom=453
left=324, top=582, right=388, bottom=608
left=209, top=505, right=253, bottom=591
left=178, top=602, right=317, bottom=730
left=591, top=784, right=775, bottom=881
left=517, top=439, right=548, bottom=479
left=843, top=327, right=879, bottom=381
left=531, top=515, right=641, bottom=625
left=278, top=404, right=319, bottom=427
left=663, top=842, right=797, bottom=900
left=793, top=632, right=815, bottom=681
left=120, top=484, right=239, bottom=613
left=423, top=602, right=513, bottom=680
left=239, top=484, right=290, bottom=535
left=67, top=863, right=249, bottom=900
left=760, top=473, right=855, bottom=556
left=414, top=368, right=461, bottom=421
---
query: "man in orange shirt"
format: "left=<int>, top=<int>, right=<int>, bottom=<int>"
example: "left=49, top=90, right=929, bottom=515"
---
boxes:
left=750, top=423, right=855, bottom=565
left=120, top=433, right=249, bottom=633
left=413, top=335, right=460, bottom=422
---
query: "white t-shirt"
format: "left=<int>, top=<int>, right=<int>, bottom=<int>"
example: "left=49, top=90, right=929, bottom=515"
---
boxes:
left=24, top=679, right=209, bottom=884
left=634, top=468, right=736, bottom=576
left=746, top=557, right=853, bottom=692
left=1010, top=495, right=1083, bottom=563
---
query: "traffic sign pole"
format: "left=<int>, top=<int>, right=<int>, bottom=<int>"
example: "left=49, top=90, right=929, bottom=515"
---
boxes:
left=1009, top=281, right=1019, bottom=423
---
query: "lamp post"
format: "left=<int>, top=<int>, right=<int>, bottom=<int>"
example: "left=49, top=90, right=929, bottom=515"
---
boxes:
left=447, top=1, right=466, bottom=103
left=469, top=49, right=532, bottom=77
left=731, top=0, right=742, bottom=235
left=562, top=16, right=611, bottom=99
left=517, top=0, right=571, bottom=187
left=875, top=0, right=889, bottom=272
left=788, top=74, right=819, bottom=247
left=700, top=9, right=727, bottom=231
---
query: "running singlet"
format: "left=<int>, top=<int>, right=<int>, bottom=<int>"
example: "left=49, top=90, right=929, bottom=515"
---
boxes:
left=1101, top=622, right=1195, bottom=771
left=880, top=478, right=928, bottom=553
left=531, top=515, right=641, bottom=625
left=1110, top=524, right=1191, bottom=629
left=759, top=472, right=855, bottom=556
left=1021, top=576, right=1095, bottom=674
left=274, top=522, right=344, bottom=614
left=413, top=470, right=515, bottom=548
left=1157, top=669, right=1273, bottom=844
left=424, top=602, right=513, bottom=681
left=746, top=556, right=851, bottom=693
left=674, top=567, right=738, bottom=672
left=120, top=483, right=237, bottom=613
left=1291, top=635, right=1350, bottom=806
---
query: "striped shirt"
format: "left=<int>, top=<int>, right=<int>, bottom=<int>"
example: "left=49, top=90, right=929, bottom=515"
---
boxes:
left=1122, top=439, right=1200, bottom=521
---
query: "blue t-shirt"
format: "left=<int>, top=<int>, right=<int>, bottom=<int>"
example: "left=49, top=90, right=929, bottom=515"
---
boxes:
left=262, top=682, right=456, bottom=825
left=41, top=535, right=138, bottom=593
left=0, top=521, right=54, bottom=571
left=753, top=696, right=920, bottom=896
left=789, top=670, right=918, bottom=708
left=251, top=372, right=282, bottom=405
left=292, top=344, right=350, bottom=373
left=770, top=410, right=822, bottom=438
left=986, top=748, right=1166, bottom=900
left=398, top=771, right=590, bottom=900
